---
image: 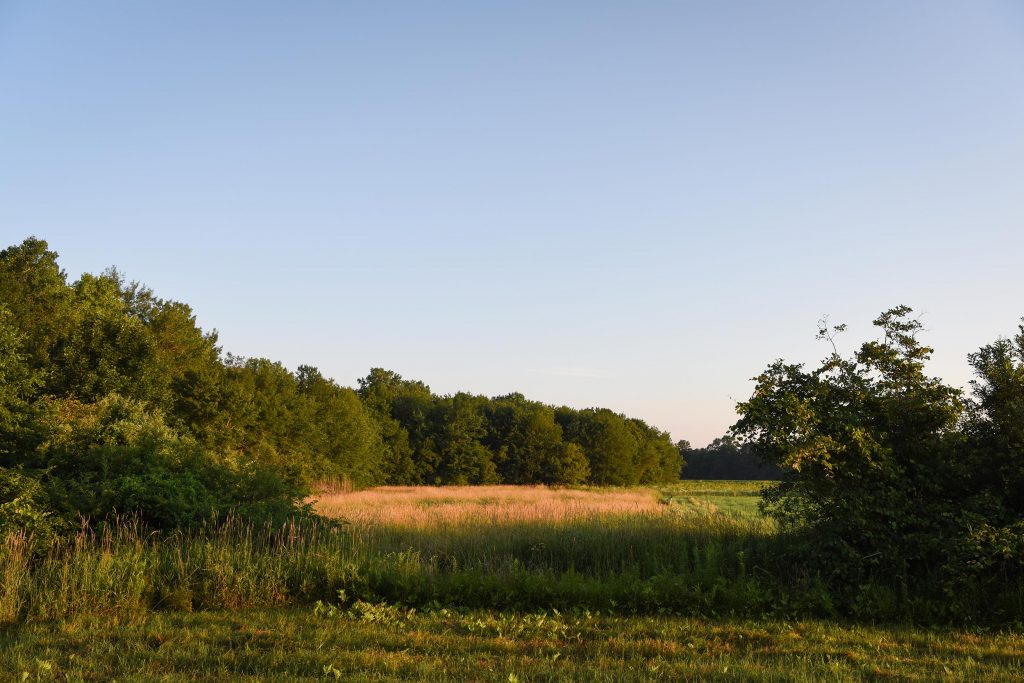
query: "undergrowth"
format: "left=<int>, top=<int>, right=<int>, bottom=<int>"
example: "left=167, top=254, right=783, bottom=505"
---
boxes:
left=1, top=485, right=1020, bottom=625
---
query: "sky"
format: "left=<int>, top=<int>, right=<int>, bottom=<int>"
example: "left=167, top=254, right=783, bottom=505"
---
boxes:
left=1, top=2, right=1023, bottom=446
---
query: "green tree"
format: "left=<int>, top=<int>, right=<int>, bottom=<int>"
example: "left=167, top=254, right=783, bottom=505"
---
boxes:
left=169, top=363, right=251, bottom=454
left=297, top=365, right=384, bottom=487
left=218, top=357, right=315, bottom=483
left=0, top=237, right=75, bottom=379
left=681, top=435, right=782, bottom=480
left=357, top=369, right=432, bottom=484
left=626, top=419, right=681, bottom=484
left=486, top=395, right=588, bottom=485
left=55, top=271, right=161, bottom=402
left=123, top=282, right=222, bottom=408
left=965, top=322, right=1024, bottom=517
left=950, top=322, right=1024, bottom=595
left=559, top=408, right=639, bottom=486
left=430, top=393, right=498, bottom=485
left=0, top=306, right=40, bottom=455
left=733, top=306, right=964, bottom=591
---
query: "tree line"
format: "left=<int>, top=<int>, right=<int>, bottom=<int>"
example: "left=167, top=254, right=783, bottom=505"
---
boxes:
left=678, top=436, right=783, bottom=480
left=0, top=238, right=682, bottom=534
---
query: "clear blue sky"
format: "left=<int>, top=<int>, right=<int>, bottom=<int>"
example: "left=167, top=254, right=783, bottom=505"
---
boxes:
left=2, top=2, right=1022, bottom=446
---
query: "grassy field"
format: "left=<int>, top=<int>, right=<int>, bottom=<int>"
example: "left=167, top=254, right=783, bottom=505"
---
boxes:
left=311, top=481, right=768, bottom=524
left=308, top=483, right=780, bottom=615
left=2, top=483, right=784, bottom=622
left=312, top=484, right=674, bottom=526
left=4, top=607, right=1022, bottom=681
left=660, top=481, right=766, bottom=521
left=2, top=483, right=1021, bottom=680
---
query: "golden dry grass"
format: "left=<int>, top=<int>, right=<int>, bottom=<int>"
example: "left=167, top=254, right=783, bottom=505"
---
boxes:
left=310, top=485, right=668, bottom=527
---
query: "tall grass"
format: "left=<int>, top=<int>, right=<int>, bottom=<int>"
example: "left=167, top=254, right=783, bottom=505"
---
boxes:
left=314, top=485, right=672, bottom=526
left=0, top=486, right=804, bottom=624
left=4, top=484, right=1018, bottom=624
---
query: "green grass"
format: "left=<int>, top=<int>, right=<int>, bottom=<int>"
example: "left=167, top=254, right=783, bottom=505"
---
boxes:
left=3, top=607, right=1022, bottom=681
left=2, top=483, right=1022, bottom=680
left=4, top=482, right=1018, bottom=624
left=661, top=481, right=768, bottom=522
left=1, top=488, right=797, bottom=624
left=667, top=481, right=770, bottom=497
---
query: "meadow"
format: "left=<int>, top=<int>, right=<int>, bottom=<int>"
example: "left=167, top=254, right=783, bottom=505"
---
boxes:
left=0, top=483, right=781, bottom=622
left=1, top=483, right=1022, bottom=681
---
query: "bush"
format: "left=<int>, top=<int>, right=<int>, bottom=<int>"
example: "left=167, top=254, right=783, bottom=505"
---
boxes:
left=29, top=394, right=305, bottom=530
left=0, top=467, right=61, bottom=544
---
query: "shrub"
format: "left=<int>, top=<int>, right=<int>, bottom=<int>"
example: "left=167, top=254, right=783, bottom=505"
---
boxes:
left=0, top=467, right=60, bottom=544
left=29, top=394, right=305, bottom=530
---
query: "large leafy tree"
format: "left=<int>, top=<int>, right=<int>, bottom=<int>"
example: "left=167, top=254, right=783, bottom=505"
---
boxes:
left=965, top=323, right=1024, bottom=518
left=953, top=323, right=1024, bottom=595
left=296, top=365, right=384, bottom=487
left=56, top=271, right=161, bottom=402
left=558, top=408, right=639, bottom=486
left=0, top=238, right=75, bottom=380
left=627, top=419, right=682, bottom=484
left=486, top=394, right=589, bottom=485
left=430, top=393, right=498, bottom=485
left=123, top=281, right=222, bottom=408
left=357, top=368, right=430, bottom=484
left=733, top=306, right=965, bottom=590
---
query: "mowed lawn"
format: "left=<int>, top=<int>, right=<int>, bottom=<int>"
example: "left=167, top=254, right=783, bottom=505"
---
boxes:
left=3, top=483, right=1022, bottom=681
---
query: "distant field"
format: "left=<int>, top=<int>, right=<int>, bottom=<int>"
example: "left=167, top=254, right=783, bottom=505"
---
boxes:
left=312, top=484, right=669, bottom=526
left=311, top=481, right=771, bottom=526
left=669, top=481, right=768, bottom=496
left=662, top=480, right=768, bottom=522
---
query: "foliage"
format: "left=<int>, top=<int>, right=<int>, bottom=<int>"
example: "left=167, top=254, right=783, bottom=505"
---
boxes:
left=297, top=365, right=384, bottom=487
left=964, top=323, right=1024, bottom=519
left=429, top=393, right=500, bottom=485
left=357, top=368, right=424, bottom=485
left=0, top=237, right=76, bottom=377
left=0, top=236, right=682, bottom=535
left=356, top=370, right=678, bottom=487
left=485, top=394, right=585, bottom=485
left=557, top=408, right=639, bottom=485
left=953, top=322, right=1024, bottom=594
left=29, top=394, right=302, bottom=529
left=681, top=435, right=783, bottom=480
left=0, top=467, right=60, bottom=543
left=0, top=307, right=40, bottom=456
left=733, top=306, right=1024, bottom=613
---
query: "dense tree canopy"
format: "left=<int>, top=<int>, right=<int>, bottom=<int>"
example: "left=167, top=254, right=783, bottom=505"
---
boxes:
left=680, top=435, right=782, bottom=480
left=0, top=237, right=681, bottom=532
